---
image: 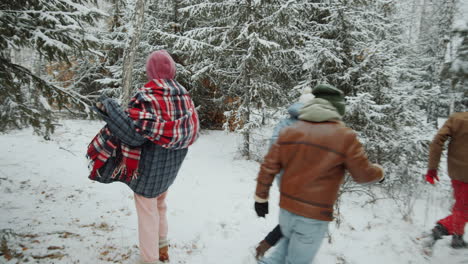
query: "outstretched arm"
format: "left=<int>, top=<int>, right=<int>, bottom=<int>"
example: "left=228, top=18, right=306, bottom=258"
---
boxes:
left=345, top=132, right=384, bottom=184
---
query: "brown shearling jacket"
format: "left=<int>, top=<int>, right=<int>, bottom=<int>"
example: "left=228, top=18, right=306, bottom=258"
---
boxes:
left=428, top=112, right=468, bottom=183
left=255, top=120, right=383, bottom=221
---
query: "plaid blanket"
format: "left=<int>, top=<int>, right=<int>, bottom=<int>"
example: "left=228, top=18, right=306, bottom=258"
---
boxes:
left=87, top=79, right=199, bottom=182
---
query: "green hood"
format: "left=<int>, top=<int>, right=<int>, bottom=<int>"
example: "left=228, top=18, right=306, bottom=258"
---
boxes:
left=298, top=98, right=342, bottom=122
left=312, top=84, right=345, bottom=116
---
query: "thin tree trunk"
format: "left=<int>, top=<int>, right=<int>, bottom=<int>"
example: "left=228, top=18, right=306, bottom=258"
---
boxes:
left=242, top=107, right=251, bottom=160
left=418, top=0, right=430, bottom=42
left=32, top=52, right=43, bottom=105
left=173, top=0, right=179, bottom=26
left=241, top=0, right=253, bottom=159
left=121, top=0, right=146, bottom=104
left=408, top=0, right=418, bottom=44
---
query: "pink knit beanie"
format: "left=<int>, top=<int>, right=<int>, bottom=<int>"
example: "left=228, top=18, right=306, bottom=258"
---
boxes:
left=146, top=50, right=176, bottom=80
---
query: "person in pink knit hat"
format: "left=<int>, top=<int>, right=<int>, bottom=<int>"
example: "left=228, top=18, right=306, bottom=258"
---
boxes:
left=146, top=50, right=177, bottom=80
left=89, top=50, right=199, bottom=264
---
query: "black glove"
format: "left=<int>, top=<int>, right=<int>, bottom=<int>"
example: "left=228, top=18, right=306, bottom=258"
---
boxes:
left=255, top=202, right=269, bottom=218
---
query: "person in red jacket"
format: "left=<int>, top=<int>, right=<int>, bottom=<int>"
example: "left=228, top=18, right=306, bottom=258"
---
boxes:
left=425, top=110, right=468, bottom=249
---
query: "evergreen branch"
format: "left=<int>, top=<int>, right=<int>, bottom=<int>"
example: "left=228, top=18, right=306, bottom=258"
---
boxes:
left=0, top=10, right=104, bottom=16
left=0, top=57, right=92, bottom=110
left=159, top=31, right=216, bottom=49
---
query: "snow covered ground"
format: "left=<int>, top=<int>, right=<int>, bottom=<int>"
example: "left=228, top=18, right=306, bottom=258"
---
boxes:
left=0, top=119, right=467, bottom=264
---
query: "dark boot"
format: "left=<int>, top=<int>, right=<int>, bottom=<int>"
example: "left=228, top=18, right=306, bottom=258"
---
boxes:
left=451, top=235, right=467, bottom=249
left=432, top=224, right=449, bottom=240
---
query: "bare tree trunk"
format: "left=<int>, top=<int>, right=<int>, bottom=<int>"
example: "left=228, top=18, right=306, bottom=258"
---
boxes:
left=241, top=0, right=253, bottom=159
left=407, top=0, right=419, bottom=44
left=242, top=103, right=251, bottom=159
left=32, top=52, right=43, bottom=105
left=418, top=0, right=430, bottom=40
left=173, top=0, right=179, bottom=26
left=121, top=0, right=146, bottom=104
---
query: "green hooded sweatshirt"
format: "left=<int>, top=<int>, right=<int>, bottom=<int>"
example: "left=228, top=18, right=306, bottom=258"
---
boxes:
left=298, top=98, right=342, bottom=122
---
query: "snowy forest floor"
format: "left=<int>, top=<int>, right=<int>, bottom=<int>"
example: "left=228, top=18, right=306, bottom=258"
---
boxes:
left=0, top=119, right=467, bottom=264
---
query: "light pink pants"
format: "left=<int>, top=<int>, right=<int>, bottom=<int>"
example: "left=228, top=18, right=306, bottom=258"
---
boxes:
left=134, top=192, right=168, bottom=263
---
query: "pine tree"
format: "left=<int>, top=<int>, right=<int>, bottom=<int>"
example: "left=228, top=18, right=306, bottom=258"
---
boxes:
left=0, top=0, right=102, bottom=137
left=442, top=21, right=468, bottom=95
left=69, top=0, right=129, bottom=101
left=178, top=0, right=305, bottom=158
left=104, top=0, right=194, bottom=103
left=147, top=0, right=231, bottom=130
left=298, top=0, right=398, bottom=95
left=298, top=1, right=352, bottom=93
left=136, top=0, right=182, bottom=89
left=414, top=0, right=457, bottom=124
left=298, top=0, right=434, bottom=195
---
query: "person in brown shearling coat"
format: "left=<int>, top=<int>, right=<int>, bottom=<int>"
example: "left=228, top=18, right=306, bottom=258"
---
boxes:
left=254, top=84, right=384, bottom=264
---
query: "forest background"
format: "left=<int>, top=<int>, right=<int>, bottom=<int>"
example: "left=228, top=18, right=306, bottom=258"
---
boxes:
left=1, top=0, right=468, bottom=262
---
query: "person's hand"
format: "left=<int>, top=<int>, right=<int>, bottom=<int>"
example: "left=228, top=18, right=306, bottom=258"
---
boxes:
left=255, top=202, right=268, bottom=218
left=96, top=102, right=106, bottom=112
left=425, top=169, right=439, bottom=184
left=255, top=240, right=272, bottom=260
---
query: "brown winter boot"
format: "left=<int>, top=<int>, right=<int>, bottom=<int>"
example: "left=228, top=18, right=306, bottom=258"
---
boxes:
left=158, top=237, right=169, bottom=263
left=159, top=245, right=169, bottom=263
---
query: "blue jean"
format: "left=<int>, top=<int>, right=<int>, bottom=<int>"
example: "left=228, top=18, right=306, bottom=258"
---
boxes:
left=259, top=209, right=329, bottom=264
